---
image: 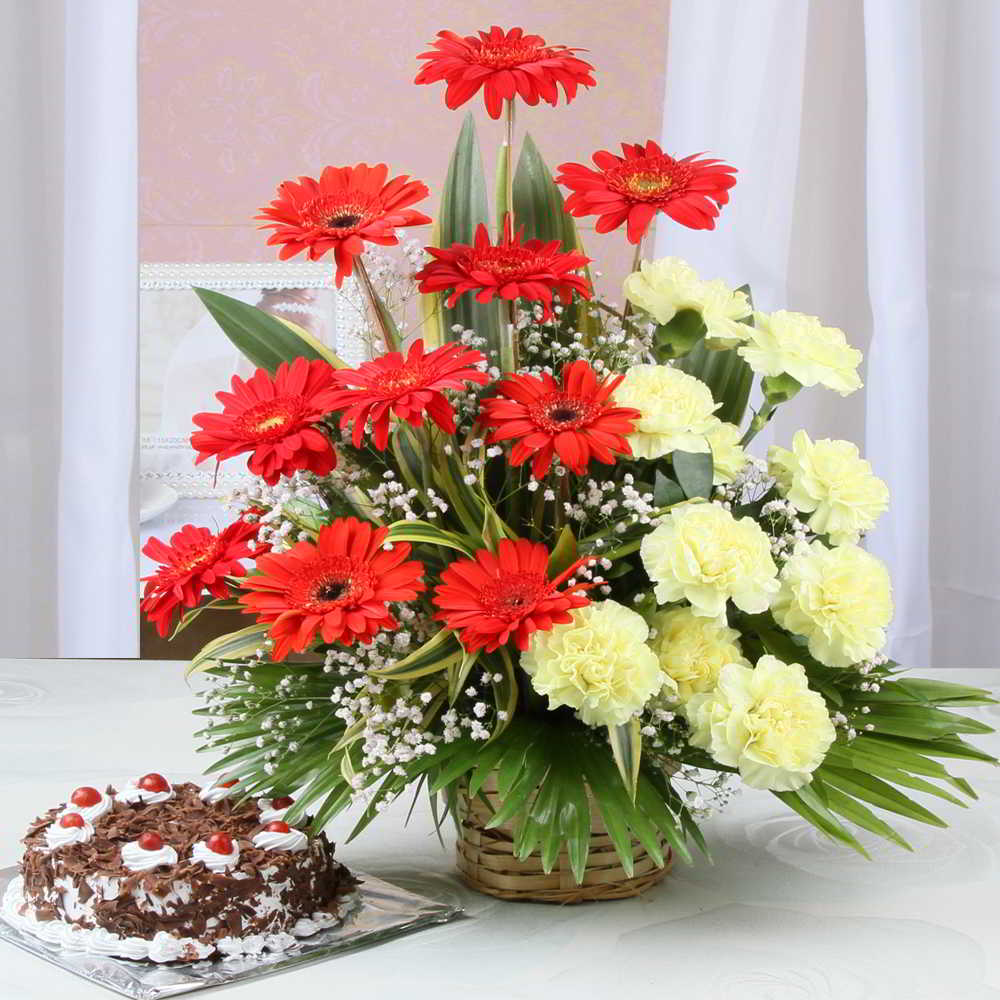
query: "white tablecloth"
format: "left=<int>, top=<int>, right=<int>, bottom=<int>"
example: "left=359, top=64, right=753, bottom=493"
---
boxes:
left=2, top=661, right=999, bottom=999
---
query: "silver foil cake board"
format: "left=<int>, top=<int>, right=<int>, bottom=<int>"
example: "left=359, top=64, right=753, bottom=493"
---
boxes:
left=0, top=865, right=463, bottom=998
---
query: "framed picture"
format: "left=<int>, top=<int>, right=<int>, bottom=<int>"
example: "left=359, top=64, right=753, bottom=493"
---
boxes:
left=138, top=261, right=365, bottom=592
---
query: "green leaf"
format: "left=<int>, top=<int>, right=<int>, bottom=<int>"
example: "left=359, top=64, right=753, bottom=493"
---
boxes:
left=608, top=718, right=642, bottom=800
left=653, top=308, right=706, bottom=361
left=371, top=628, right=463, bottom=680
left=761, top=372, right=803, bottom=405
left=673, top=450, right=714, bottom=500
left=819, top=766, right=947, bottom=827
left=386, top=519, right=476, bottom=558
left=437, top=114, right=506, bottom=365
left=822, top=784, right=913, bottom=851
left=677, top=339, right=754, bottom=427
left=548, top=524, right=578, bottom=577
left=186, top=624, right=272, bottom=678
left=653, top=469, right=686, bottom=507
left=447, top=647, right=481, bottom=704
left=774, top=783, right=871, bottom=857
left=511, top=132, right=598, bottom=341
left=193, top=287, right=345, bottom=372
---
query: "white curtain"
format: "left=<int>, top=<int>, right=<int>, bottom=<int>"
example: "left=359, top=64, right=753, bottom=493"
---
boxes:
left=0, top=0, right=138, bottom=658
left=660, top=0, right=1000, bottom=669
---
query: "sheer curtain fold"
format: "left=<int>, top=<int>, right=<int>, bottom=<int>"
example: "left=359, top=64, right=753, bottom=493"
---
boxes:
left=662, top=0, right=999, bottom=667
left=0, top=0, right=138, bottom=658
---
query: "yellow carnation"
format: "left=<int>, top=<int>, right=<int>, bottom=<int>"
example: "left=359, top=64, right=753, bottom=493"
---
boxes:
left=685, top=655, right=836, bottom=791
left=768, top=430, right=889, bottom=545
left=772, top=540, right=893, bottom=668
left=521, top=601, right=671, bottom=727
left=623, top=257, right=751, bottom=347
left=650, top=606, right=750, bottom=701
left=614, top=364, right=719, bottom=460
left=640, top=502, right=779, bottom=618
left=738, top=310, right=863, bottom=395
left=705, top=418, right=748, bottom=484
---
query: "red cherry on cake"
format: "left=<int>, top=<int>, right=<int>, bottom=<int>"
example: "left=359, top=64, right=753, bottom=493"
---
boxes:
left=206, top=832, right=234, bottom=855
left=270, top=796, right=294, bottom=809
left=265, top=821, right=291, bottom=833
left=138, top=772, right=169, bottom=793
left=59, top=812, right=85, bottom=829
left=138, top=831, right=164, bottom=851
left=70, top=786, right=101, bottom=808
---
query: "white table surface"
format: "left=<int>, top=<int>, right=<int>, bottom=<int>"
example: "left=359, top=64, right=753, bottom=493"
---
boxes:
left=2, top=661, right=999, bottom=1000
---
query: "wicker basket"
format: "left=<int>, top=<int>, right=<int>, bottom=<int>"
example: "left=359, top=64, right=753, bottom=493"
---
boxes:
left=455, top=776, right=672, bottom=903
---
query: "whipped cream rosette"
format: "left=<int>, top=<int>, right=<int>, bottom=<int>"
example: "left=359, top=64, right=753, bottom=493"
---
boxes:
left=117, top=772, right=174, bottom=805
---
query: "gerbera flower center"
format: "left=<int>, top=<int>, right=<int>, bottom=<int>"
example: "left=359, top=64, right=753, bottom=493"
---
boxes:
left=289, top=555, right=377, bottom=613
left=301, top=195, right=371, bottom=232
left=237, top=397, right=305, bottom=441
left=479, top=572, right=551, bottom=622
left=371, top=364, right=428, bottom=396
left=530, top=392, right=597, bottom=432
left=475, top=40, right=549, bottom=69
left=467, top=245, right=536, bottom=280
left=608, top=157, right=692, bottom=201
left=175, top=540, right=221, bottom=575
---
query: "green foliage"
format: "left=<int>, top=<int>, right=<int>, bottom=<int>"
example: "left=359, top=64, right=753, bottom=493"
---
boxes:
left=510, top=133, right=599, bottom=342
left=193, top=287, right=346, bottom=372
left=672, top=450, right=714, bottom=500
left=774, top=677, right=996, bottom=855
left=676, top=283, right=755, bottom=425
left=435, top=114, right=507, bottom=368
left=429, top=720, right=703, bottom=881
left=653, top=308, right=706, bottom=361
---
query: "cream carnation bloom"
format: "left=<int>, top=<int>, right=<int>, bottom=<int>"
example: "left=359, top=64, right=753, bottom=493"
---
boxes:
left=685, top=655, right=836, bottom=791
left=614, top=364, right=719, bottom=460
left=738, top=310, right=862, bottom=395
left=705, top=418, right=748, bottom=484
left=521, top=601, right=671, bottom=727
left=650, top=605, right=750, bottom=702
left=769, top=430, right=889, bottom=545
left=640, top=502, right=779, bottom=618
left=772, top=540, right=893, bottom=668
left=623, top=257, right=751, bottom=347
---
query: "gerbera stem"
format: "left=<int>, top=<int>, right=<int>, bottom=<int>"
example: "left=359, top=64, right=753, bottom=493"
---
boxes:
left=505, top=99, right=521, bottom=372
left=354, top=256, right=397, bottom=355
left=621, top=235, right=646, bottom=322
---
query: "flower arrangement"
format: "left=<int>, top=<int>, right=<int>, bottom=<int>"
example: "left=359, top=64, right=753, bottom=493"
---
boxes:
left=142, top=25, right=995, bottom=897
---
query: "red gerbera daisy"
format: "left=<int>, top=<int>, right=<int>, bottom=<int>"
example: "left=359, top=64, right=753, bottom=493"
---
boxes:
left=256, top=164, right=431, bottom=287
left=557, top=140, right=737, bottom=243
left=191, top=357, right=340, bottom=486
left=415, top=216, right=591, bottom=321
left=415, top=26, right=595, bottom=119
left=239, top=517, right=425, bottom=660
left=327, top=338, right=488, bottom=451
left=141, top=520, right=259, bottom=637
left=433, top=538, right=593, bottom=653
left=480, top=359, right=640, bottom=478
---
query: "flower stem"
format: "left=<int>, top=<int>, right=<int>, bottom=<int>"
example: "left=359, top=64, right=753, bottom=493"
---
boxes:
left=740, top=400, right=777, bottom=447
left=621, top=234, right=645, bottom=322
left=504, top=99, right=520, bottom=372
left=354, top=256, right=396, bottom=355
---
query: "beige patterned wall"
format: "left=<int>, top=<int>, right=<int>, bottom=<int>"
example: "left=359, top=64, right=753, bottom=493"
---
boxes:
left=139, top=0, right=669, bottom=286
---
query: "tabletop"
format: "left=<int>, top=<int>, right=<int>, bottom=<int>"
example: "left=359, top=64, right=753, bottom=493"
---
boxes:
left=2, top=660, right=999, bottom=1000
